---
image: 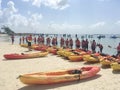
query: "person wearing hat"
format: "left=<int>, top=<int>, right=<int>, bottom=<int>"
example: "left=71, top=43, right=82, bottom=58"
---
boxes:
left=116, top=43, right=120, bottom=56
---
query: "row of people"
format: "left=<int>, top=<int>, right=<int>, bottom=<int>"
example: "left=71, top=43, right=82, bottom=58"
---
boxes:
left=10, top=34, right=120, bottom=57
left=19, top=35, right=104, bottom=53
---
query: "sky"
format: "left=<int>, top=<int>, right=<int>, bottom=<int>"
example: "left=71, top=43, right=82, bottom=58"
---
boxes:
left=0, top=0, right=120, bottom=34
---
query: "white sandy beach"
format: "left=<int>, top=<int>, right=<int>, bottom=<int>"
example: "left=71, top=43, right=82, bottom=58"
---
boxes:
left=0, top=41, right=120, bottom=90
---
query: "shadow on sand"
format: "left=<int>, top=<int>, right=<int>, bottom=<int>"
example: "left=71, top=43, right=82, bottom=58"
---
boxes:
left=101, top=65, right=110, bottom=69
left=112, top=70, right=120, bottom=74
left=83, top=62, right=100, bottom=65
left=18, top=74, right=101, bottom=90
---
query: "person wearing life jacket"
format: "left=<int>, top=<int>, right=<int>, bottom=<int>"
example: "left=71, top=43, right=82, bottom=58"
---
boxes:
left=37, top=36, right=41, bottom=45
left=54, top=37, right=58, bottom=46
left=60, top=37, right=64, bottom=47
left=52, top=37, right=55, bottom=46
left=91, top=40, right=96, bottom=53
left=27, top=34, right=32, bottom=51
left=41, top=36, right=44, bottom=45
left=75, top=38, right=80, bottom=49
left=116, top=43, right=120, bottom=56
left=65, top=38, right=69, bottom=48
left=69, top=38, right=73, bottom=49
left=82, top=39, right=86, bottom=50
left=34, top=36, right=36, bottom=44
left=46, top=37, right=51, bottom=46
left=85, top=39, right=89, bottom=51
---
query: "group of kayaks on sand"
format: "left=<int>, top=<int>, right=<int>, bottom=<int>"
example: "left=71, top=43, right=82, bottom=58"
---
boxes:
left=19, top=43, right=120, bottom=66
left=6, top=34, right=120, bottom=85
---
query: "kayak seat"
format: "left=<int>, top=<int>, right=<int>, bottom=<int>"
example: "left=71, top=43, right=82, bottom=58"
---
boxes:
left=69, top=70, right=82, bottom=74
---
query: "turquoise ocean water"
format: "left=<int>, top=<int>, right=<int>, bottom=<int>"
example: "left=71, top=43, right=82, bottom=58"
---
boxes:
left=0, top=34, right=120, bottom=55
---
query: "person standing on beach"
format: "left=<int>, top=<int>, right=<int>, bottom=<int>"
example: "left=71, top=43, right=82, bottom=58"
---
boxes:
left=116, top=43, right=120, bottom=56
left=41, top=36, right=45, bottom=45
left=85, top=39, right=89, bottom=51
left=82, top=39, right=86, bottom=50
left=46, top=37, right=51, bottom=46
left=65, top=38, right=69, bottom=48
left=69, top=38, right=73, bottom=49
left=91, top=40, right=96, bottom=53
left=37, top=36, right=41, bottom=45
left=34, top=36, right=36, bottom=44
left=75, top=38, right=80, bottom=49
left=11, top=34, right=14, bottom=44
left=27, top=34, right=32, bottom=51
left=19, top=37, right=21, bottom=45
left=60, top=37, right=64, bottom=47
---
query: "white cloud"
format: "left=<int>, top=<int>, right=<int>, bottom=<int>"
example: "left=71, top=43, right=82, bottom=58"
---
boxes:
left=48, top=23, right=83, bottom=34
left=0, top=1, right=18, bottom=24
left=44, top=0, right=69, bottom=10
left=0, top=0, right=43, bottom=33
left=0, top=0, right=2, bottom=16
left=89, top=22, right=106, bottom=29
left=31, top=13, right=43, bottom=21
left=0, top=0, right=2, bottom=9
left=22, top=0, right=69, bottom=10
left=7, top=1, right=17, bottom=13
left=8, top=14, right=28, bottom=26
left=6, top=13, right=43, bottom=33
left=0, top=10, right=2, bottom=16
left=32, top=0, right=42, bottom=7
left=115, top=20, right=120, bottom=25
left=22, top=0, right=30, bottom=2
left=97, top=0, right=111, bottom=2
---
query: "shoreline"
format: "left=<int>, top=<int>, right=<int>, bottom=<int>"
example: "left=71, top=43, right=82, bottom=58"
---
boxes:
left=0, top=41, right=120, bottom=90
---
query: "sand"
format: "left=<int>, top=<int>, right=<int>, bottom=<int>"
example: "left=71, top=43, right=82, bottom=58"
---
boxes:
left=0, top=41, right=120, bottom=90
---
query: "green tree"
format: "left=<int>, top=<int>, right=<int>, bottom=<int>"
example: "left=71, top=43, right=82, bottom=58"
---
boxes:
left=1, top=25, right=15, bottom=35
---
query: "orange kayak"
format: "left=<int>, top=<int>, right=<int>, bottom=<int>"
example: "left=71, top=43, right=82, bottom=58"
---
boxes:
left=18, top=66, right=100, bottom=85
left=4, top=52, right=48, bottom=60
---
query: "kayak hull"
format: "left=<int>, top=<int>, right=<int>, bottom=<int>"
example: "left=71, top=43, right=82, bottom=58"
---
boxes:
left=4, top=52, right=48, bottom=60
left=19, top=66, right=100, bottom=85
left=111, top=62, right=120, bottom=70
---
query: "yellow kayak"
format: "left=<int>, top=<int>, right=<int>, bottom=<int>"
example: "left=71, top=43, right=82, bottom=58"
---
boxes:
left=111, top=62, right=120, bottom=70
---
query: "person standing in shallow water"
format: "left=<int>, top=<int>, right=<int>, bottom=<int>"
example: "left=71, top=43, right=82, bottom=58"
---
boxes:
left=98, top=44, right=103, bottom=53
